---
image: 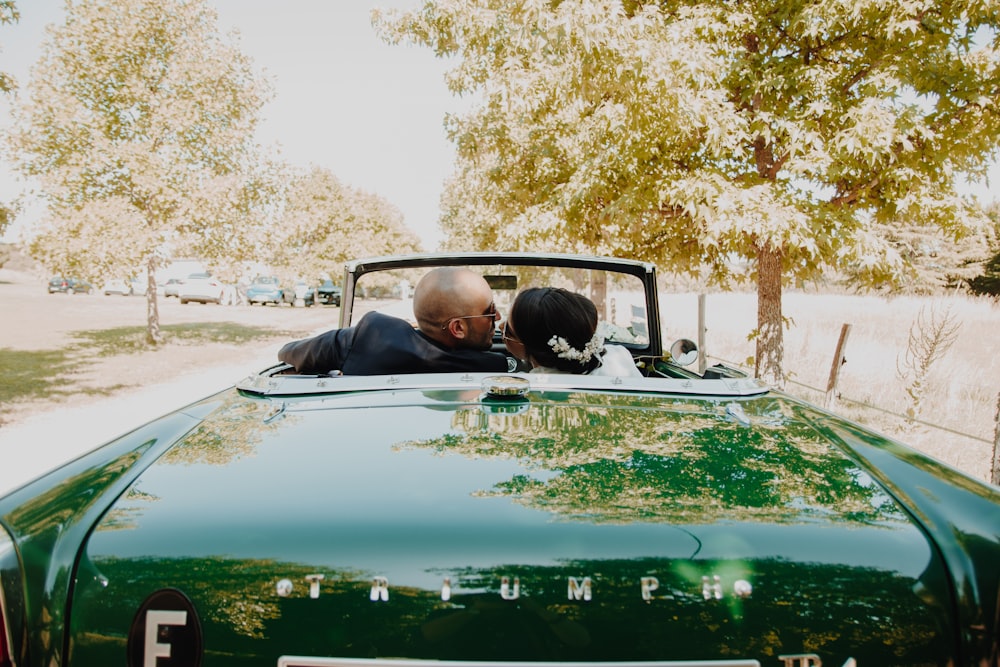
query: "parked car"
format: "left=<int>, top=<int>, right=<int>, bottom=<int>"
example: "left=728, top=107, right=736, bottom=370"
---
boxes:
left=178, top=272, right=225, bottom=304
left=129, top=276, right=148, bottom=296
left=101, top=278, right=131, bottom=296
left=246, top=276, right=284, bottom=305
left=161, top=277, right=183, bottom=298
left=47, top=276, right=94, bottom=294
left=316, top=278, right=342, bottom=306
left=281, top=279, right=315, bottom=307
left=2, top=252, right=998, bottom=667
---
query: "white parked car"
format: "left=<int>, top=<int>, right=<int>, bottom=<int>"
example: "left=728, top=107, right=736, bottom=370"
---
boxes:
left=101, top=279, right=130, bottom=296
left=161, top=277, right=183, bottom=298
left=129, top=276, right=148, bottom=296
left=178, top=272, right=225, bottom=305
left=128, top=276, right=148, bottom=296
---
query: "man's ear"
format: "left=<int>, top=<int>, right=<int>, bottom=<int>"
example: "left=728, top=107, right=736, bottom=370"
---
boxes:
left=444, top=318, right=466, bottom=340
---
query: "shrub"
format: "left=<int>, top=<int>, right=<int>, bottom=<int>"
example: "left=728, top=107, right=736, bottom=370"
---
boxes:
left=967, top=250, right=1000, bottom=298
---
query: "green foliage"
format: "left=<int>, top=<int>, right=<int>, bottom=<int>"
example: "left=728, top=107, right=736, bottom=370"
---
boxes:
left=378, top=0, right=995, bottom=278
left=6, top=0, right=278, bottom=341
left=0, top=0, right=18, bottom=95
left=963, top=202, right=1000, bottom=296
left=273, top=166, right=423, bottom=281
left=967, top=250, right=1000, bottom=297
left=376, top=0, right=1000, bottom=384
left=985, top=201, right=1000, bottom=247
left=0, top=203, right=11, bottom=238
left=854, top=220, right=994, bottom=294
left=0, top=1, right=17, bottom=238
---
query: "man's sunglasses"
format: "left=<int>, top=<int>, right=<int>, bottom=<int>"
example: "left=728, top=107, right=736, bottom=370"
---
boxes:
left=441, top=301, right=498, bottom=329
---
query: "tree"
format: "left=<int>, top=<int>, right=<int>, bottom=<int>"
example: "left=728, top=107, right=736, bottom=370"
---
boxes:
left=6, top=0, right=277, bottom=343
left=0, top=0, right=19, bottom=238
left=375, top=0, right=999, bottom=386
left=0, top=0, right=15, bottom=96
left=968, top=202, right=1000, bottom=297
left=969, top=250, right=1000, bottom=297
left=274, top=166, right=423, bottom=282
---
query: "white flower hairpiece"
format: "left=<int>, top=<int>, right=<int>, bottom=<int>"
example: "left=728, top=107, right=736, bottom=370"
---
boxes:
left=547, top=324, right=609, bottom=364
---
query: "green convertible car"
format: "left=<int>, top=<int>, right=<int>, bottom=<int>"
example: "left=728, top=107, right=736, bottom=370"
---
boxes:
left=1, top=253, right=998, bottom=667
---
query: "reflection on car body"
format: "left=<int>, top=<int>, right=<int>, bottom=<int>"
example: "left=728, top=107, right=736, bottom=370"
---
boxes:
left=1, top=252, right=997, bottom=667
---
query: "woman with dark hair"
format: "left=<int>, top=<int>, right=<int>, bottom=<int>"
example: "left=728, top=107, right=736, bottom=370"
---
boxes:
left=502, top=287, right=641, bottom=376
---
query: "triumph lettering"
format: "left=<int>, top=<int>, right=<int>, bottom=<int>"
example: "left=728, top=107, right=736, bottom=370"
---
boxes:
left=271, top=572, right=755, bottom=604
left=641, top=576, right=659, bottom=601
left=567, top=577, right=592, bottom=602
left=500, top=576, right=520, bottom=600
left=702, top=575, right=722, bottom=600
left=370, top=576, right=390, bottom=602
left=441, top=577, right=451, bottom=601
left=778, top=655, right=821, bottom=667
left=305, top=574, right=325, bottom=599
left=777, top=656, right=855, bottom=667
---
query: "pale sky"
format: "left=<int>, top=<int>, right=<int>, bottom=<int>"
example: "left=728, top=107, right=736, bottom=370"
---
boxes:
left=1, top=2, right=997, bottom=251
left=0, top=0, right=461, bottom=249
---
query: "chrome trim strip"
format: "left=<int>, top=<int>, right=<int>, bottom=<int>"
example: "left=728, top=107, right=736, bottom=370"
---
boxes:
left=278, top=659, right=760, bottom=667
left=237, top=371, right=769, bottom=399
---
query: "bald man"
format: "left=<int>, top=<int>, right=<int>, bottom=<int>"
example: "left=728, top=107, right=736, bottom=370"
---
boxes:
left=277, top=267, right=509, bottom=375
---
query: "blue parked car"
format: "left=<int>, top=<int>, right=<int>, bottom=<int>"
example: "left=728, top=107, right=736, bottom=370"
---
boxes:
left=245, top=276, right=284, bottom=305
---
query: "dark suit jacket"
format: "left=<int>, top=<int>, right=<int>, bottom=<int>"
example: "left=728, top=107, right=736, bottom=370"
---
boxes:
left=278, top=311, right=509, bottom=375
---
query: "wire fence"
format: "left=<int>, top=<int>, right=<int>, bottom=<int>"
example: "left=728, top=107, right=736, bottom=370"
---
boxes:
left=709, top=355, right=992, bottom=444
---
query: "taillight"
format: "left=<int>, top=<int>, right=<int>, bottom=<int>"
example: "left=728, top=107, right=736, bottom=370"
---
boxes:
left=0, top=528, right=21, bottom=667
left=0, top=602, right=9, bottom=667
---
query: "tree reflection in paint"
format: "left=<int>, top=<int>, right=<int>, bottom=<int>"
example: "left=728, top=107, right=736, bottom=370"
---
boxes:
left=71, top=553, right=948, bottom=666
left=95, top=394, right=297, bottom=532
left=159, top=393, right=291, bottom=467
left=401, top=392, right=905, bottom=525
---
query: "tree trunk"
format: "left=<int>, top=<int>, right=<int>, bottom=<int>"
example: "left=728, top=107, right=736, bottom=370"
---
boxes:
left=145, top=256, right=163, bottom=345
left=590, top=269, right=608, bottom=321
left=755, top=243, right=784, bottom=388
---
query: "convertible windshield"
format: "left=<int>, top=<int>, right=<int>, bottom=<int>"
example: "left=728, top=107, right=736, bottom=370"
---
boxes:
left=349, top=263, right=651, bottom=347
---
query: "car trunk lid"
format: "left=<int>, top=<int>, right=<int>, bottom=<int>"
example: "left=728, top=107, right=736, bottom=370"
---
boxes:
left=70, top=387, right=957, bottom=665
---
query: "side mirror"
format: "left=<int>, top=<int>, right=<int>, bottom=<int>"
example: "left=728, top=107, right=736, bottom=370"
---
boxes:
left=669, top=339, right=698, bottom=367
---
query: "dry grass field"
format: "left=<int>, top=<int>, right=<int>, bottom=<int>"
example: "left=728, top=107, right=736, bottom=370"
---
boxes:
left=661, top=289, right=1000, bottom=483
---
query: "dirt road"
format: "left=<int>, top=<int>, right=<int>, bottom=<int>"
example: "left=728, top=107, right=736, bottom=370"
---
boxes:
left=0, top=269, right=343, bottom=492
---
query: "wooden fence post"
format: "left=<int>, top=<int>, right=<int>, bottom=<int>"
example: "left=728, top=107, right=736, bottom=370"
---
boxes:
left=991, top=392, right=1000, bottom=486
left=697, top=294, right=707, bottom=374
left=824, top=324, right=852, bottom=410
